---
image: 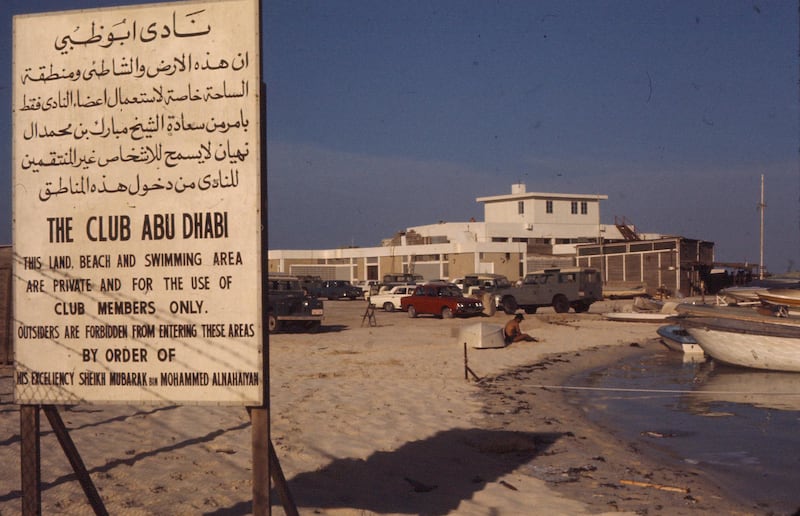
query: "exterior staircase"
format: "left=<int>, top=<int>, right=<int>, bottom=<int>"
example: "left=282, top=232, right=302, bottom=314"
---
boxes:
left=614, top=216, right=640, bottom=241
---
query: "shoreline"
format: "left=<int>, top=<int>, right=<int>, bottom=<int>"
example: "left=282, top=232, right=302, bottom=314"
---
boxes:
left=0, top=301, right=778, bottom=514
left=475, top=339, right=764, bottom=515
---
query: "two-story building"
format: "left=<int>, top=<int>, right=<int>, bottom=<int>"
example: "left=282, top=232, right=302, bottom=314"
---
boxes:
left=269, top=183, right=685, bottom=289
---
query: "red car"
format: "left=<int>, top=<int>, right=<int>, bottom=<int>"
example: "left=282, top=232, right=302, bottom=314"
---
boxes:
left=400, top=283, right=484, bottom=319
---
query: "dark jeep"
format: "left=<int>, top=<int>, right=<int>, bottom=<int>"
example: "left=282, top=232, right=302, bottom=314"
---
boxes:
left=267, top=273, right=324, bottom=333
left=309, top=280, right=363, bottom=300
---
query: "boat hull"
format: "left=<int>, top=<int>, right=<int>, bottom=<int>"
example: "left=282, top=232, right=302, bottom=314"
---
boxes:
left=757, top=289, right=800, bottom=307
left=682, top=317, right=800, bottom=372
left=602, top=312, right=673, bottom=322
left=656, top=324, right=703, bottom=355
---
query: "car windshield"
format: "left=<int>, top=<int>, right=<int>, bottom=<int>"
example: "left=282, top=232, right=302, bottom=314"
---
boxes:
left=440, top=286, right=462, bottom=297
left=270, top=280, right=300, bottom=291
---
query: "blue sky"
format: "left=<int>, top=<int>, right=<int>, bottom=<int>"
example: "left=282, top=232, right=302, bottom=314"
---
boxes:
left=2, top=0, right=798, bottom=273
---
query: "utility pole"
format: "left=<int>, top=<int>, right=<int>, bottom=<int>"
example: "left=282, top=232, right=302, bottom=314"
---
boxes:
left=597, top=194, right=605, bottom=284
left=758, top=174, right=766, bottom=279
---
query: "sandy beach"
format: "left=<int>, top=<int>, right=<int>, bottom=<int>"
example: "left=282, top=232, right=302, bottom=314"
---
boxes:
left=0, top=299, right=763, bottom=515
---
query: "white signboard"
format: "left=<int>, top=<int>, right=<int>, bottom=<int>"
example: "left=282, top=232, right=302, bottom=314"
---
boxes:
left=12, top=0, right=263, bottom=405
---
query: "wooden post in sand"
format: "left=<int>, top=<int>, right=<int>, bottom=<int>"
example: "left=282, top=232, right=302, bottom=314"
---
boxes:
left=253, top=77, right=297, bottom=516
left=463, top=343, right=481, bottom=382
left=20, top=405, right=108, bottom=515
left=251, top=408, right=270, bottom=515
left=251, top=71, right=272, bottom=516
left=464, top=343, right=468, bottom=381
left=19, top=406, right=41, bottom=515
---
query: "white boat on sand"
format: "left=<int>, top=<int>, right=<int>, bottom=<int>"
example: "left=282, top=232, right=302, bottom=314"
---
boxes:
left=603, top=298, right=678, bottom=322
left=757, top=288, right=800, bottom=308
left=675, top=303, right=800, bottom=326
left=718, top=276, right=800, bottom=305
left=717, top=286, right=766, bottom=304
left=678, top=314, right=800, bottom=373
left=602, top=311, right=675, bottom=322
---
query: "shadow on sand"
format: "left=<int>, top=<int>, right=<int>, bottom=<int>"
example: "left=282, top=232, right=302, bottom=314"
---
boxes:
left=207, top=428, right=562, bottom=515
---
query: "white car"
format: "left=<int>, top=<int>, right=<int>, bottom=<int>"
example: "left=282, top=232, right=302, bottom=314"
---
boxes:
left=353, top=280, right=379, bottom=298
left=368, top=284, right=417, bottom=312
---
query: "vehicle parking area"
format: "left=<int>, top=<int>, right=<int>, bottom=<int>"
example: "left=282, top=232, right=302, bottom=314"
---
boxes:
left=294, top=297, right=628, bottom=333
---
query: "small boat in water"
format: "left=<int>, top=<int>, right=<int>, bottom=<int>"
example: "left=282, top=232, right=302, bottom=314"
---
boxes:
left=675, top=304, right=800, bottom=372
left=657, top=324, right=703, bottom=355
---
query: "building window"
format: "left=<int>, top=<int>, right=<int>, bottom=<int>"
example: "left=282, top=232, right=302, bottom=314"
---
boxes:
left=654, top=241, right=677, bottom=251
left=546, top=200, right=553, bottom=213
left=517, top=201, right=524, bottom=215
left=580, top=201, right=588, bottom=214
left=578, top=246, right=602, bottom=256
left=571, top=201, right=578, bottom=214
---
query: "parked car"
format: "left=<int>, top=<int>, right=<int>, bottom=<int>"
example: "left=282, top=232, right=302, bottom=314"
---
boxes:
left=462, top=273, right=511, bottom=299
left=493, top=267, right=602, bottom=314
left=309, top=280, right=363, bottom=300
left=298, top=275, right=323, bottom=295
left=400, top=283, right=484, bottom=319
left=267, top=273, right=324, bottom=333
left=381, top=272, right=424, bottom=290
left=353, top=280, right=380, bottom=298
left=368, top=284, right=417, bottom=312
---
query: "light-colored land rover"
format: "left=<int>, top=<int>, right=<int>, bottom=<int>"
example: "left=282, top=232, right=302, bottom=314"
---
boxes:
left=494, top=267, right=602, bottom=314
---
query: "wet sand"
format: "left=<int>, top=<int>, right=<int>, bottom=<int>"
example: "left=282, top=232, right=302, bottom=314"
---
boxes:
left=476, top=339, right=760, bottom=515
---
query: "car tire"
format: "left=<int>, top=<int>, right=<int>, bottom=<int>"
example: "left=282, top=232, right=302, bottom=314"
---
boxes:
left=407, top=305, right=417, bottom=318
left=502, top=297, right=518, bottom=315
left=553, top=295, right=570, bottom=313
left=441, top=306, right=453, bottom=319
left=384, top=302, right=395, bottom=312
left=573, top=301, right=590, bottom=313
left=268, top=314, right=280, bottom=334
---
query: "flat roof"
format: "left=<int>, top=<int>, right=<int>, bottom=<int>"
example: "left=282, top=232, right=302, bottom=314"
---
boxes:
left=476, top=192, right=609, bottom=203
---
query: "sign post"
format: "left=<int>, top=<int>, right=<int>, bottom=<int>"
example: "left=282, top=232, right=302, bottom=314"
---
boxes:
left=12, top=1, right=287, bottom=512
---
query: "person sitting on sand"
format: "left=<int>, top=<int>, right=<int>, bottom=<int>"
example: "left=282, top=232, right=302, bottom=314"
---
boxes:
left=504, top=313, right=537, bottom=344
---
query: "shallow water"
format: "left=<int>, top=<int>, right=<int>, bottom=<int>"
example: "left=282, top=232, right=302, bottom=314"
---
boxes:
left=567, top=347, right=800, bottom=514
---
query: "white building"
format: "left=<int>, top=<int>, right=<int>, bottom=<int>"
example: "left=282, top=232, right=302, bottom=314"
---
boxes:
left=268, top=184, right=659, bottom=283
